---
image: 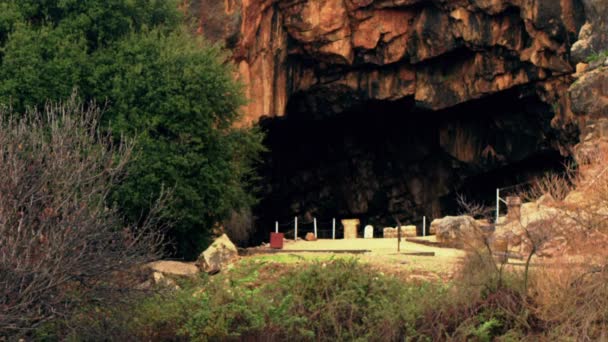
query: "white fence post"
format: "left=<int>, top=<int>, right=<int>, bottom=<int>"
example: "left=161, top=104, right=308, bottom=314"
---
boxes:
left=423, top=216, right=426, bottom=237
left=314, top=218, right=318, bottom=238
left=496, top=188, right=509, bottom=224
left=496, top=188, right=500, bottom=224
left=332, top=218, right=336, bottom=240
left=295, top=217, right=298, bottom=240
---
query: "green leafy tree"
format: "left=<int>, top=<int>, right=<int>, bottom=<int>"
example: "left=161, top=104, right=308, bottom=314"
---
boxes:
left=0, top=0, right=264, bottom=259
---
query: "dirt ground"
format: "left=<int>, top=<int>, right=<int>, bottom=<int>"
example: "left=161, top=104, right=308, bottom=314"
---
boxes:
left=252, top=237, right=467, bottom=281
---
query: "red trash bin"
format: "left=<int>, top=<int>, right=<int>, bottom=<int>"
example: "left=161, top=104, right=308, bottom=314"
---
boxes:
left=270, top=233, right=284, bottom=249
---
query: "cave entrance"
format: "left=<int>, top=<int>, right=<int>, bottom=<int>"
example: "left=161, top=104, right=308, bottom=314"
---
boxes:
left=254, top=86, right=572, bottom=240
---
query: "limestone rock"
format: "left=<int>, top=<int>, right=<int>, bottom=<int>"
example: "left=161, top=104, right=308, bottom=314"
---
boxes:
left=571, top=0, right=608, bottom=64
left=152, top=272, right=179, bottom=289
left=494, top=195, right=574, bottom=256
left=383, top=225, right=416, bottom=238
left=147, top=261, right=199, bottom=277
left=431, top=216, right=480, bottom=248
left=197, top=234, right=239, bottom=274
left=305, top=232, right=317, bottom=241
left=569, top=67, right=608, bottom=119
left=565, top=190, right=592, bottom=206
left=187, top=0, right=584, bottom=123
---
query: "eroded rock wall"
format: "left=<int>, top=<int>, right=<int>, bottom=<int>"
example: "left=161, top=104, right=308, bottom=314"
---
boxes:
left=568, top=0, right=608, bottom=152
left=184, top=0, right=608, bottom=238
left=187, top=0, right=585, bottom=124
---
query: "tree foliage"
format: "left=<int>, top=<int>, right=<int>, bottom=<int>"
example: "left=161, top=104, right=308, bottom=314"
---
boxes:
left=0, top=0, right=264, bottom=258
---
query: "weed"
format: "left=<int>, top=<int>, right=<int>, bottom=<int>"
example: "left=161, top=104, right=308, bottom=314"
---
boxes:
left=585, top=50, right=608, bottom=63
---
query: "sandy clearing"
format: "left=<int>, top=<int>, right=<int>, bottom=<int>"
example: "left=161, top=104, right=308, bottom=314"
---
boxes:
left=277, top=238, right=466, bottom=280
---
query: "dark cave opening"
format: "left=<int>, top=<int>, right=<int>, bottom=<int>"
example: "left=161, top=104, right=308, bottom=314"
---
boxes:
left=253, top=86, right=575, bottom=242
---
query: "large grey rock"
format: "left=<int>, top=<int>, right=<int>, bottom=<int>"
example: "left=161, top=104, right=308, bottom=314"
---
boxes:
left=197, top=234, right=239, bottom=274
left=571, top=0, right=608, bottom=63
left=571, top=23, right=596, bottom=64
left=570, top=67, right=608, bottom=118
left=430, top=216, right=480, bottom=248
left=142, top=260, right=199, bottom=290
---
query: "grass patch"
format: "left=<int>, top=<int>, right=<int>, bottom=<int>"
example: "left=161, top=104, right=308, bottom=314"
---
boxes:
left=586, top=50, right=608, bottom=63
left=125, top=259, right=439, bottom=341
left=49, top=257, right=549, bottom=341
left=244, top=252, right=346, bottom=264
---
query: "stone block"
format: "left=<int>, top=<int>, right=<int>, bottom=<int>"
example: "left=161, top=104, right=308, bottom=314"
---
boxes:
left=342, top=219, right=360, bottom=239
left=364, top=225, right=374, bottom=239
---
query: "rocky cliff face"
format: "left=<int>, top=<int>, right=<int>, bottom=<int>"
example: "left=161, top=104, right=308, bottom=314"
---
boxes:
left=569, top=0, right=608, bottom=153
left=187, top=0, right=584, bottom=123
left=186, top=0, right=607, bottom=235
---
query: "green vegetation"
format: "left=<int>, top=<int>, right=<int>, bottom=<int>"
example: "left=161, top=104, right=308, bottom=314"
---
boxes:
left=123, top=259, right=435, bottom=340
left=51, top=258, right=545, bottom=341
left=585, top=49, right=608, bottom=63
left=0, top=0, right=264, bottom=258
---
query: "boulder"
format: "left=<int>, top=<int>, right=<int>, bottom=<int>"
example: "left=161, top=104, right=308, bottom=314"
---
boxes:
left=152, top=271, right=179, bottom=290
left=569, top=67, right=608, bottom=118
left=147, top=260, right=199, bottom=277
left=197, top=234, right=239, bottom=274
left=494, top=195, right=573, bottom=256
left=431, top=216, right=480, bottom=248
left=141, top=261, right=198, bottom=290
left=305, top=232, right=317, bottom=241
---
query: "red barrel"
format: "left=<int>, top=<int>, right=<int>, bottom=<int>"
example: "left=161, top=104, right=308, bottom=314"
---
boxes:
left=270, top=233, right=284, bottom=249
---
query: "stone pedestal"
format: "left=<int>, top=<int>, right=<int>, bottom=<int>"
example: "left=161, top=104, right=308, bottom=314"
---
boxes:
left=364, top=225, right=374, bottom=239
left=342, top=219, right=360, bottom=239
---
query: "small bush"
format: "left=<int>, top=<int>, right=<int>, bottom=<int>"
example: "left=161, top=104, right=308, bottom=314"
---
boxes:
left=0, top=98, right=164, bottom=337
left=585, top=49, right=608, bottom=63
left=126, top=259, right=439, bottom=341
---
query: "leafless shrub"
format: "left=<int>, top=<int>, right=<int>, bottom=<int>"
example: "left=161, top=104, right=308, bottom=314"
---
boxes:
left=456, top=194, right=493, bottom=219
left=450, top=145, right=608, bottom=339
left=0, top=98, right=165, bottom=336
left=530, top=259, right=608, bottom=341
left=522, top=164, right=577, bottom=202
left=455, top=196, right=509, bottom=289
left=527, top=151, right=608, bottom=340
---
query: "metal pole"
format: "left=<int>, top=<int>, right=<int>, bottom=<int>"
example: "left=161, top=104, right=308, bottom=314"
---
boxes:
left=496, top=188, right=500, bottom=224
left=275, top=221, right=279, bottom=234
left=423, top=216, right=426, bottom=237
left=314, top=218, right=318, bottom=238
left=295, top=217, right=298, bottom=240
left=394, top=216, right=402, bottom=252
left=397, top=223, right=401, bottom=252
left=332, top=218, right=336, bottom=240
